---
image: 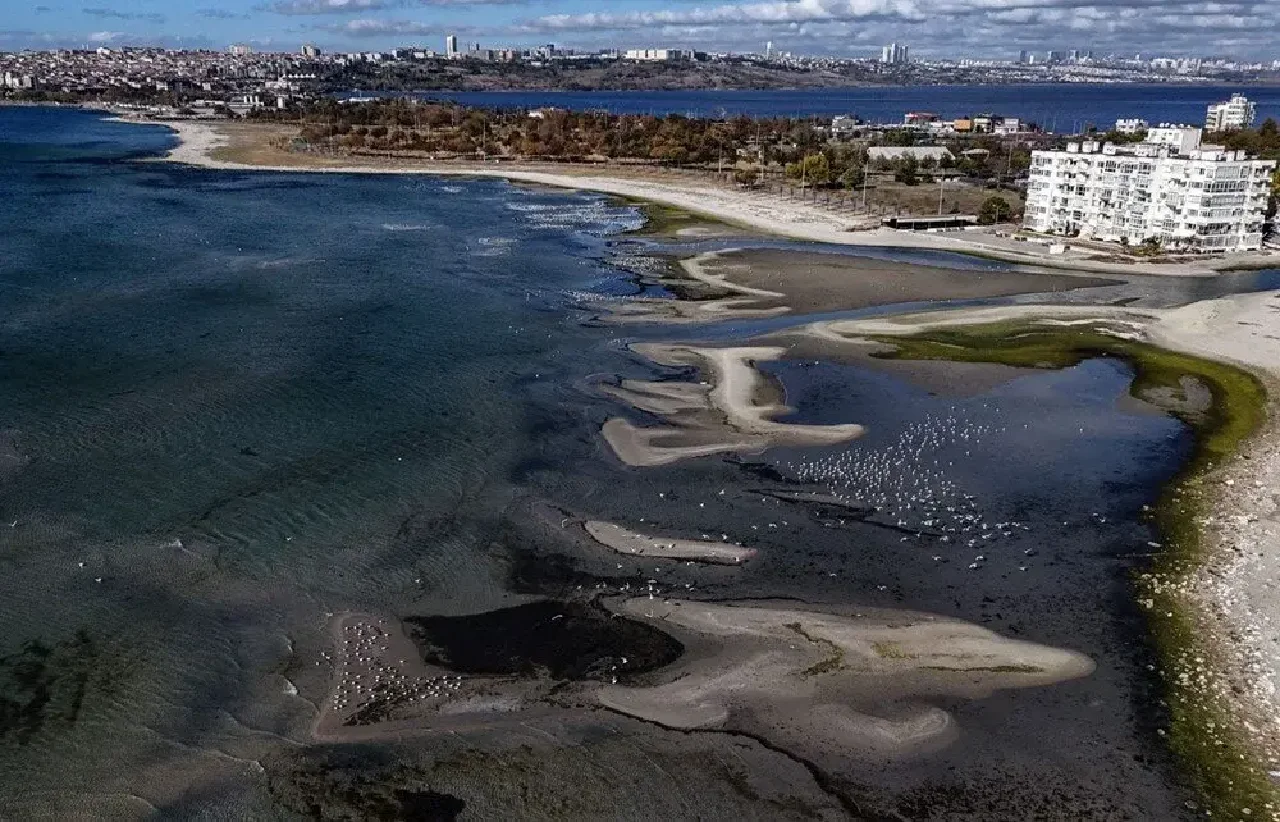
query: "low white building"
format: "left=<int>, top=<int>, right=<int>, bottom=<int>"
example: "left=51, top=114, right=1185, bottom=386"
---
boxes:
left=1206, top=93, right=1256, bottom=132
left=1024, top=128, right=1274, bottom=253
left=867, top=146, right=953, bottom=164
left=1115, top=118, right=1147, bottom=134
left=624, top=49, right=692, bottom=62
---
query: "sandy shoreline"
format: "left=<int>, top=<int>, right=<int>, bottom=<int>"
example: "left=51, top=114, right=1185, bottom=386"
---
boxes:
left=150, top=119, right=1280, bottom=278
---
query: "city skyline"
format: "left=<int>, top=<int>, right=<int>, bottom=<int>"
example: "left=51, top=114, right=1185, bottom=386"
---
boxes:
left=4, top=0, right=1280, bottom=60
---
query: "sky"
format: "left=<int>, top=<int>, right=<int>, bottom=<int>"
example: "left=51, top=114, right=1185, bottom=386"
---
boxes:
left=3, top=0, right=1280, bottom=60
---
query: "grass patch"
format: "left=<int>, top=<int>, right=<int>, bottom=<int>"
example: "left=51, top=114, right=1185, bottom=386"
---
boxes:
left=613, top=197, right=753, bottom=238
left=870, top=320, right=1274, bottom=819
left=871, top=641, right=914, bottom=660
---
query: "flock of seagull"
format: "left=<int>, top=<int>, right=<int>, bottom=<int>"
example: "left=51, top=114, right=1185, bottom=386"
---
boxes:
left=327, top=619, right=464, bottom=722
left=784, top=409, right=1037, bottom=571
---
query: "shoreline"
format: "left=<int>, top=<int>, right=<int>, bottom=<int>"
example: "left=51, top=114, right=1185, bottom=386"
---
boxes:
left=150, top=118, right=1280, bottom=279
left=800, top=301, right=1280, bottom=818
left=142, top=113, right=1280, bottom=814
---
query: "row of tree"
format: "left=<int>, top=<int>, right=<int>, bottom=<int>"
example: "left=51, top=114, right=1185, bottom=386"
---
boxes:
left=256, top=98, right=1036, bottom=183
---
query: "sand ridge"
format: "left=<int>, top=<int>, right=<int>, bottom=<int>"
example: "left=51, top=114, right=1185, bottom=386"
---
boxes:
left=601, top=342, right=865, bottom=467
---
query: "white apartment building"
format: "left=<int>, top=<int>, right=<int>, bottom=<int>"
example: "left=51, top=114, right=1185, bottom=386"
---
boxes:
left=1024, top=128, right=1274, bottom=253
left=1206, top=93, right=1256, bottom=132
left=1115, top=118, right=1147, bottom=134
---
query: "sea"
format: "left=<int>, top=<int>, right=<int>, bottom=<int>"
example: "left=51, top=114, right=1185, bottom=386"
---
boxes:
left=0, top=104, right=1270, bottom=818
left=421, top=84, right=1280, bottom=130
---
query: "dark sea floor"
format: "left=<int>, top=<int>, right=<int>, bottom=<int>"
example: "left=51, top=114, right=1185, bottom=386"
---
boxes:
left=0, top=106, right=1273, bottom=820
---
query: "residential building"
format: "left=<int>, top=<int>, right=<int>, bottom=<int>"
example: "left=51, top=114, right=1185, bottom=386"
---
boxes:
left=1114, top=118, right=1147, bottom=134
left=868, top=146, right=953, bottom=164
left=830, top=115, right=861, bottom=136
left=228, top=44, right=252, bottom=56
left=624, top=49, right=693, bottom=62
left=1206, top=93, right=1256, bottom=132
left=1024, top=129, right=1274, bottom=253
left=300, top=44, right=320, bottom=58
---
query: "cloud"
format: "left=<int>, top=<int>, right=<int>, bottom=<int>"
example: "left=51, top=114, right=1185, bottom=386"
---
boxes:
left=268, top=0, right=524, bottom=14
left=513, top=0, right=1280, bottom=59
left=86, top=30, right=127, bottom=41
left=82, top=7, right=167, bottom=23
left=33, top=5, right=53, bottom=13
left=308, top=17, right=442, bottom=35
left=196, top=8, right=250, bottom=18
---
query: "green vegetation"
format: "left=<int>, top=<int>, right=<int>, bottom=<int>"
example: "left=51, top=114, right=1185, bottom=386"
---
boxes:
left=978, top=195, right=1013, bottom=224
left=871, top=640, right=920, bottom=660
left=868, top=320, right=1274, bottom=820
left=617, top=198, right=745, bottom=238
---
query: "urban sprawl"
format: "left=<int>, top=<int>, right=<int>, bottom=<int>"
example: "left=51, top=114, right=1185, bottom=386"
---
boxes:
left=4, top=39, right=1278, bottom=255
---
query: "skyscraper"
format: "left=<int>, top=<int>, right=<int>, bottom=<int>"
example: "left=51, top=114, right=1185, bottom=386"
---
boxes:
left=880, top=43, right=909, bottom=65
left=446, top=35, right=459, bottom=59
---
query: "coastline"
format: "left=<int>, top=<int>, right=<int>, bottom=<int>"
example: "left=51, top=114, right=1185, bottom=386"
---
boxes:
left=152, top=119, right=1280, bottom=279
left=154, top=114, right=1280, bottom=815
left=799, top=300, right=1280, bottom=817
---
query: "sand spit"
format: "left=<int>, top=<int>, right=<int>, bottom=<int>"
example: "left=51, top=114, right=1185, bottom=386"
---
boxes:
left=584, top=520, right=756, bottom=565
left=798, top=303, right=1154, bottom=344
left=149, top=119, right=1280, bottom=278
left=598, top=598, right=1095, bottom=756
left=601, top=249, right=790, bottom=324
left=602, top=342, right=865, bottom=467
left=316, top=599, right=1094, bottom=767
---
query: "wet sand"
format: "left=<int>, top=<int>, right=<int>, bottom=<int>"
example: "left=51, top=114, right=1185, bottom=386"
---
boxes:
left=584, top=520, right=756, bottom=564
left=601, top=342, right=865, bottom=467
left=600, top=247, right=1116, bottom=324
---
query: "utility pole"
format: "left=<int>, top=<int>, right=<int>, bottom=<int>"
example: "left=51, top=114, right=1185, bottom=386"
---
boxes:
left=862, top=166, right=869, bottom=212
left=938, top=174, right=945, bottom=215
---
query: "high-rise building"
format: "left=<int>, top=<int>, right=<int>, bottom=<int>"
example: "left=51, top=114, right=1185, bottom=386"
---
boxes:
left=228, top=44, right=251, bottom=56
left=301, top=43, right=320, bottom=58
left=446, top=35, right=459, bottom=59
left=1024, top=129, right=1274, bottom=253
left=1206, top=93, right=1257, bottom=132
left=880, top=43, right=909, bottom=65
left=1018, top=49, right=1030, bottom=64
left=765, top=41, right=773, bottom=60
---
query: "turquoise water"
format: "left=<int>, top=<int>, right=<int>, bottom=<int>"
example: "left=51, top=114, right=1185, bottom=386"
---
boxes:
left=0, top=106, right=1226, bottom=818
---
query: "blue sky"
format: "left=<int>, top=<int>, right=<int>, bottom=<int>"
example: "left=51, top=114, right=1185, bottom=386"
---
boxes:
left=4, top=0, right=1280, bottom=59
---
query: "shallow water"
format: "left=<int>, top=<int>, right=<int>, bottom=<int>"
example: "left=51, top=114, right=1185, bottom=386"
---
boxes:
left=0, top=106, right=1210, bottom=818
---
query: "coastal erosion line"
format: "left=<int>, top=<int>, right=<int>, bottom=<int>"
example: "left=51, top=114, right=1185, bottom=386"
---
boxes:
left=146, top=118, right=1276, bottom=279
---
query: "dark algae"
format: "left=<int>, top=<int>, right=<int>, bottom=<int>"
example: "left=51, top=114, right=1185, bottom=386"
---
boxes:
left=405, top=600, right=683, bottom=681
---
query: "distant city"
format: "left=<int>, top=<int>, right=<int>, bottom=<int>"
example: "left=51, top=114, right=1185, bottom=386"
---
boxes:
left=3, top=36, right=1280, bottom=105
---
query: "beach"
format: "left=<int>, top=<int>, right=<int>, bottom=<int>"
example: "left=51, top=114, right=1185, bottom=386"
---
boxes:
left=156, top=118, right=1280, bottom=278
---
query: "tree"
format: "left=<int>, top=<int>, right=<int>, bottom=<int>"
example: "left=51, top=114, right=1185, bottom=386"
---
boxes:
left=786, top=153, right=832, bottom=186
left=978, top=195, right=1013, bottom=225
left=893, top=156, right=919, bottom=186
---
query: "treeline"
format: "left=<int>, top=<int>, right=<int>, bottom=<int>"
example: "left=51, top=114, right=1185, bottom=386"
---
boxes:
left=1209, top=118, right=1280, bottom=159
left=251, top=98, right=1036, bottom=184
